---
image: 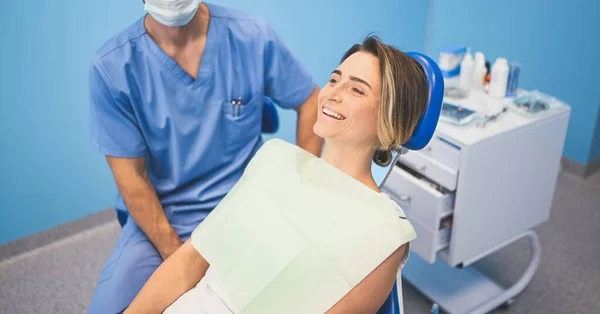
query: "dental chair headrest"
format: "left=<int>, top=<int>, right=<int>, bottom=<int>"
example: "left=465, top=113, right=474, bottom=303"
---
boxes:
left=401, top=52, right=444, bottom=151
left=372, top=51, right=444, bottom=167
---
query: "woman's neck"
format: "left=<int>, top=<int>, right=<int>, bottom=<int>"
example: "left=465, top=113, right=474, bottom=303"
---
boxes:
left=321, top=141, right=380, bottom=192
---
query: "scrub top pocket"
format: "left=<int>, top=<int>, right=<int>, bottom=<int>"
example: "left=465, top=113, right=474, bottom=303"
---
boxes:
left=221, top=91, right=263, bottom=155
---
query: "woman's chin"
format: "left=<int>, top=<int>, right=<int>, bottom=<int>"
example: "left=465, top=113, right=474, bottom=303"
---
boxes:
left=313, top=121, right=334, bottom=139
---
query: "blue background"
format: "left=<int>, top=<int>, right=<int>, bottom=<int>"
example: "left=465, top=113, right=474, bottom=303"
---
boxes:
left=1, top=0, right=598, bottom=244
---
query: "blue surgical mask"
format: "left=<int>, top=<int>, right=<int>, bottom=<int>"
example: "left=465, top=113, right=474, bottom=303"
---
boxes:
left=144, top=0, right=201, bottom=27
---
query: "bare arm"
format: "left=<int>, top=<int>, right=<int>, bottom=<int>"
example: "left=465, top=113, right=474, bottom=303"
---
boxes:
left=125, top=239, right=209, bottom=313
left=106, top=156, right=182, bottom=260
left=326, top=244, right=407, bottom=314
left=294, top=86, right=323, bottom=157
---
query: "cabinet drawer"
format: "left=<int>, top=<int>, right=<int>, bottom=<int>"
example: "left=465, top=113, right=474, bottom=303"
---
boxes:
left=420, top=136, right=461, bottom=171
left=409, top=217, right=451, bottom=264
left=397, top=150, right=458, bottom=191
left=382, top=166, right=455, bottom=231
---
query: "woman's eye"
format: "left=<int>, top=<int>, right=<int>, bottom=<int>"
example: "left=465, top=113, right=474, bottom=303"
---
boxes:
left=329, top=78, right=338, bottom=84
left=352, top=87, right=365, bottom=95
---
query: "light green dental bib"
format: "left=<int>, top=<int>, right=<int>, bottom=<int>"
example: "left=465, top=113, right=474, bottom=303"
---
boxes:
left=191, top=139, right=416, bottom=313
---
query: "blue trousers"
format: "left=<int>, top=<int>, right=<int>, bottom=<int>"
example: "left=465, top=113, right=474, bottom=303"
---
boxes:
left=88, top=214, right=202, bottom=314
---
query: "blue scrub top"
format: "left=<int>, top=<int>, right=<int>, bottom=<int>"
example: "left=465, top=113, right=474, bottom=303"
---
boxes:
left=89, top=3, right=315, bottom=225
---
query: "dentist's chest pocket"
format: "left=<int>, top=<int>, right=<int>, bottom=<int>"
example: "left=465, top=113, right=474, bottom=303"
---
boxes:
left=221, top=91, right=263, bottom=154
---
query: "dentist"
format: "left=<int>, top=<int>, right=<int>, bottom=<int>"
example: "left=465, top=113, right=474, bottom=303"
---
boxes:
left=87, top=1, right=322, bottom=313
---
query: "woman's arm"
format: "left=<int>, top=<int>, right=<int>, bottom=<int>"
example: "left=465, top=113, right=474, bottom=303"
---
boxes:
left=326, top=244, right=407, bottom=314
left=125, top=238, right=209, bottom=314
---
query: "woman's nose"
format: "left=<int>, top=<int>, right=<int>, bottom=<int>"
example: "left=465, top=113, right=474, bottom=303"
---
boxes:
left=329, top=84, right=343, bottom=102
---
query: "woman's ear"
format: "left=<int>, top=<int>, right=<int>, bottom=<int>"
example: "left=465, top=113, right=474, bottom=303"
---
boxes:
left=373, top=149, right=392, bottom=167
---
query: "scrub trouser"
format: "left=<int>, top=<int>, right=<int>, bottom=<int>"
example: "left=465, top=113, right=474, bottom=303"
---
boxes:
left=88, top=214, right=202, bottom=314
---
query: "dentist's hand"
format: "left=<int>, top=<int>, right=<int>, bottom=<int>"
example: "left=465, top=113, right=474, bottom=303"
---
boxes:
left=155, top=226, right=183, bottom=261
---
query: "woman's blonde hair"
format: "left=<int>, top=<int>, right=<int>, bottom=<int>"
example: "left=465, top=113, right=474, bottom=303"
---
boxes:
left=341, top=36, right=429, bottom=152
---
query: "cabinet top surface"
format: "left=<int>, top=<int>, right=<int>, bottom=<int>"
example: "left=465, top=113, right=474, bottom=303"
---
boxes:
left=436, top=90, right=571, bottom=146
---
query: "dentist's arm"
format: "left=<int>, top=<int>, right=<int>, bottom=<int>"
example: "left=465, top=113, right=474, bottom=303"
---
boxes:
left=106, top=156, right=182, bottom=260
left=89, top=62, right=181, bottom=259
left=294, top=86, right=323, bottom=157
left=125, top=239, right=209, bottom=314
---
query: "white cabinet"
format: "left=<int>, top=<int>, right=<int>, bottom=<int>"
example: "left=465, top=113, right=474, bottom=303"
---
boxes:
left=383, top=90, right=570, bottom=267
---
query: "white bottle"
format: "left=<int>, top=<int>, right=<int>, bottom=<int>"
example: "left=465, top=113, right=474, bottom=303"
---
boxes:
left=489, top=58, right=510, bottom=98
left=471, top=52, right=487, bottom=90
left=459, top=48, right=474, bottom=90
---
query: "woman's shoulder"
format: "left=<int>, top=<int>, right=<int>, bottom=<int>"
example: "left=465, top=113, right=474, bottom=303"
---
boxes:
left=379, top=192, right=408, bottom=219
left=379, top=192, right=414, bottom=270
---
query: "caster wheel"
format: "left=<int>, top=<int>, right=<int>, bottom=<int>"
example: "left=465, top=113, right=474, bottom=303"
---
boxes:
left=498, top=298, right=515, bottom=310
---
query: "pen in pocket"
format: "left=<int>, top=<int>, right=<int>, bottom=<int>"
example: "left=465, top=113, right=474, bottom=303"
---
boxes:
left=231, top=96, right=242, bottom=117
left=230, top=97, right=241, bottom=117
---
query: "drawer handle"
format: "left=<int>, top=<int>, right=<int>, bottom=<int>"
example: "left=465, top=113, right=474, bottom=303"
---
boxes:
left=383, top=189, right=411, bottom=203
left=412, top=164, right=427, bottom=171
left=402, top=159, right=427, bottom=172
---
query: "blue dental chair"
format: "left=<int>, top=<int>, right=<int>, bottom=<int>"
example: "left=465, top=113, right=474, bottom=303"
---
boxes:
left=114, top=51, right=443, bottom=314
left=262, top=51, right=444, bottom=314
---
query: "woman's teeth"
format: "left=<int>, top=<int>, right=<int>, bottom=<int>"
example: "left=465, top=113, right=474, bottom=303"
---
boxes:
left=323, top=107, right=345, bottom=120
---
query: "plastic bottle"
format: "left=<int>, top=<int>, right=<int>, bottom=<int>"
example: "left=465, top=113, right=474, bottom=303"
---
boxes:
left=489, top=58, right=510, bottom=98
left=459, top=48, right=474, bottom=90
left=471, top=52, right=487, bottom=90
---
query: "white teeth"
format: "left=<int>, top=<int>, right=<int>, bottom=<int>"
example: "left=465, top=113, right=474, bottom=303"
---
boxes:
left=323, top=107, right=344, bottom=120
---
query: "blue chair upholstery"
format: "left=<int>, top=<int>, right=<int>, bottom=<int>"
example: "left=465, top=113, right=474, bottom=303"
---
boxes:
left=116, top=209, right=128, bottom=227
left=261, top=97, right=279, bottom=134
left=402, top=52, right=444, bottom=150
left=377, top=282, right=401, bottom=314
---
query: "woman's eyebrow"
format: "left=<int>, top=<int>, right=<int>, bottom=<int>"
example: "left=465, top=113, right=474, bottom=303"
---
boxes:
left=331, top=69, right=372, bottom=90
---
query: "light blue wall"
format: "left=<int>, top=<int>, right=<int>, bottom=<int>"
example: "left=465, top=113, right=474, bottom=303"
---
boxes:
left=0, top=1, right=429, bottom=245
left=426, top=0, right=600, bottom=165
left=589, top=102, right=600, bottom=163
left=0, top=1, right=142, bottom=245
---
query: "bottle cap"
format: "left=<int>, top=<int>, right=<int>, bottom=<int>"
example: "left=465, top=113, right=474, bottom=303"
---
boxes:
left=475, top=52, right=485, bottom=64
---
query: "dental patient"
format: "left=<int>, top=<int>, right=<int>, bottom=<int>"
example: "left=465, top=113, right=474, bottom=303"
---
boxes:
left=124, top=36, right=429, bottom=314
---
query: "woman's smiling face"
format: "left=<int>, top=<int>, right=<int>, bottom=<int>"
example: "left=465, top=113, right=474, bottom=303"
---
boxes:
left=313, top=51, right=381, bottom=149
